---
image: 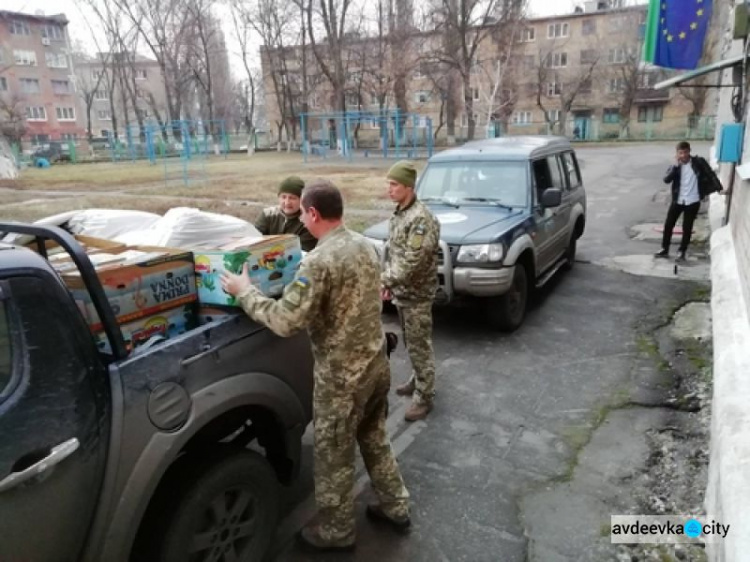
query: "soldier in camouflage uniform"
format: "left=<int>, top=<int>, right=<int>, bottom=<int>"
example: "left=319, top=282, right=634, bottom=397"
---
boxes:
left=254, top=176, right=317, bottom=251
left=222, top=179, right=410, bottom=551
left=381, top=161, right=440, bottom=422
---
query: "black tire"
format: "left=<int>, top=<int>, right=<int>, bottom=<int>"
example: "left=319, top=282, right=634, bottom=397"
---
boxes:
left=154, top=449, right=279, bottom=562
left=563, top=235, right=576, bottom=271
left=486, top=264, right=528, bottom=331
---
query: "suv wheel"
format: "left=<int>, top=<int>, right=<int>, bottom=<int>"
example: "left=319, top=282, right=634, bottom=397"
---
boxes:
left=563, top=236, right=576, bottom=271
left=144, top=448, right=279, bottom=562
left=486, top=264, right=528, bottom=331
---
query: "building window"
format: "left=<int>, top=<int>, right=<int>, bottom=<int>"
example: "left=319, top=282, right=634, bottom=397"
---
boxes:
left=472, top=87, right=480, bottom=101
left=608, top=48, right=625, bottom=64
left=639, top=73, right=657, bottom=88
left=30, top=134, right=50, bottom=145
left=638, top=105, right=664, bottom=122
left=520, top=27, right=536, bottom=42
left=51, top=80, right=71, bottom=94
left=546, top=52, right=568, bottom=68
left=580, top=49, right=597, bottom=65
left=97, top=109, right=113, bottom=120
left=547, top=110, right=561, bottom=124
left=579, top=77, right=592, bottom=94
left=582, top=19, right=596, bottom=36
left=513, top=111, right=532, bottom=124
left=45, top=53, right=68, bottom=69
left=415, top=90, right=430, bottom=104
left=26, top=106, right=47, bottom=121
left=60, top=133, right=77, bottom=141
left=608, top=78, right=626, bottom=93
left=92, top=70, right=103, bottom=80
left=609, top=15, right=634, bottom=33
left=56, top=107, right=76, bottom=121
left=135, top=69, right=147, bottom=80
left=13, top=50, right=37, bottom=66
left=0, top=77, right=7, bottom=91
left=603, top=108, right=620, bottom=123
left=547, top=82, right=561, bottom=97
left=547, top=22, right=569, bottom=39
left=100, top=129, right=109, bottom=137
left=10, top=20, right=31, bottom=35
left=94, top=89, right=109, bottom=100
left=41, top=25, right=64, bottom=40
left=20, top=78, right=41, bottom=93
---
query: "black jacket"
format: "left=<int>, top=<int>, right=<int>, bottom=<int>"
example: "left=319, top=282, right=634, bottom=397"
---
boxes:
left=663, top=156, right=722, bottom=203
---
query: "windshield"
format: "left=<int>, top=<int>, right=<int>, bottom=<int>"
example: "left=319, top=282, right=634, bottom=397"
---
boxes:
left=417, top=161, right=528, bottom=208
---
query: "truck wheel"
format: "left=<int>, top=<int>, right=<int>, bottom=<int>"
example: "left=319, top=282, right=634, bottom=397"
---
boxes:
left=156, top=449, right=279, bottom=562
left=486, top=265, right=528, bottom=331
left=563, top=236, right=576, bottom=271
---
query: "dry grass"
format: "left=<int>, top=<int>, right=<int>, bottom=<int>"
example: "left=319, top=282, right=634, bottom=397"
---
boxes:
left=0, top=152, right=407, bottom=232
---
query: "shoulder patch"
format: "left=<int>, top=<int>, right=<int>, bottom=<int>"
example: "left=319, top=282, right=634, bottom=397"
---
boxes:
left=283, top=276, right=310, bottom=309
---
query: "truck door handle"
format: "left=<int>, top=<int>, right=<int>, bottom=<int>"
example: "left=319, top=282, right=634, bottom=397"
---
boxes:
left=0, top=438, right=80, bottom=493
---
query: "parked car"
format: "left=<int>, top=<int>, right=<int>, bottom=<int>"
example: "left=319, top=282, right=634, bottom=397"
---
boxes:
left=31, top=141, right=71, bottom=163
left=0, top=224, right=314, bottom=562
left=364, top=136, right=587, bottom=331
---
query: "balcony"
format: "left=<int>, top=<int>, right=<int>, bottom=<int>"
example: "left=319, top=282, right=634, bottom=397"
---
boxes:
left=634, top=87, right=670, bottom=104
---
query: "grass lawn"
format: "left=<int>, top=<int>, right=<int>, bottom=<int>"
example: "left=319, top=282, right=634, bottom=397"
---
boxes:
left=0, top=152, right=404, bottom=232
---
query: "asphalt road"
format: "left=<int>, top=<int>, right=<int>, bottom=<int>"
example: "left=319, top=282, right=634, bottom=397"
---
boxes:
left=268, top=141, right=711, bottom=561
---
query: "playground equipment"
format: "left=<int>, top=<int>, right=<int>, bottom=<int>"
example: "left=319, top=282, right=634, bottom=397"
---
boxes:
left=105, top=119, right=229, bottom=187
left=300, top=110, right=434, bottom=162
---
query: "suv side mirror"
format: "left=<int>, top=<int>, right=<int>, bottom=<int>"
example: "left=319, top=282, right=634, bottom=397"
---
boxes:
left=541, top=188, right=562, bottom=208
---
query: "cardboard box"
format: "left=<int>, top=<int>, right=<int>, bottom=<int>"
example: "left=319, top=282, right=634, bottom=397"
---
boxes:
left=194, top=235, right=302, bottom=306
left=94, top=304, right=198, bottom=354
left=29, top=234, right=125, bottom=259
left=62, top=246, right=198, bottom=331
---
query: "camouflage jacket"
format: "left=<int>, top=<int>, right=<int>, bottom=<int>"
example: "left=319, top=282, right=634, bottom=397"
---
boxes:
left=382, top=197, right=440, bottom=304
left=254, top=206, right=317, bottom=252
left=237, top=225, right=387, bottom=394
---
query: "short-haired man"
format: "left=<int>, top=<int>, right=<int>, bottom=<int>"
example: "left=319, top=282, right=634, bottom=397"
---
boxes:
left=222, top=179, right=410, bottom=551
left=255, top=176, right=317, bottom=251
left=655, top=141, right=722, bottom=263
left=381, top=161, right=440, bottom=422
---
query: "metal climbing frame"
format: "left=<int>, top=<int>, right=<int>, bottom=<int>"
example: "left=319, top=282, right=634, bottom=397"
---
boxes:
left=299, top=110, right=434, bottom=163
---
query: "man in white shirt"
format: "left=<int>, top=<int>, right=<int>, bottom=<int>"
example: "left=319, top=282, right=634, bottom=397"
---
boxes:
left=655, top=141, right=722, bottom=263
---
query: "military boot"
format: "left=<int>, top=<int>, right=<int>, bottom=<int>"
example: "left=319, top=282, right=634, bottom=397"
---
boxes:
left=296, top=523, right=355, bottom=552
left=404, top=400, right=432, bottom=421
left=395, top=380, right=415, bottom=396
left=366, top=504, right=411, bottom=533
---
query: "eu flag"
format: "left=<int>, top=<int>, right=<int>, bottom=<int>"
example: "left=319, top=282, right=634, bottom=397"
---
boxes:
left=644, top=0, right=713, bottom=70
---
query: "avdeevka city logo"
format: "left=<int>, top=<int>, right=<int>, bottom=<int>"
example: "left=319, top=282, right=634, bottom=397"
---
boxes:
left=684, top=519, right=702, bottom=538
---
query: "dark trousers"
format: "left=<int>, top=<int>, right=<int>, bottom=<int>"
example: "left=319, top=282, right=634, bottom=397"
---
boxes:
left=661, top=201, right=701, bottom=253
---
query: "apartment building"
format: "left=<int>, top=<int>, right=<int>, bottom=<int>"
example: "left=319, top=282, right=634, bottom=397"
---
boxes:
left=74, top=53, right=169, bottom=141
left=261, top=1, right=713, bottom=145
left=0, top=10, right=84, bottom=148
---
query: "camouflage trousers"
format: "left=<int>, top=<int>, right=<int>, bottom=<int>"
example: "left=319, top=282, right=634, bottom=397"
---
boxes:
left=397, top=301, right=436, bottom=406
left=313, top=353, right=410, bottom=541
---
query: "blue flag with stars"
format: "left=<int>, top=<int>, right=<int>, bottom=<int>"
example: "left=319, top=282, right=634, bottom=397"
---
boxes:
left=644, top=0, right=713, bottom=70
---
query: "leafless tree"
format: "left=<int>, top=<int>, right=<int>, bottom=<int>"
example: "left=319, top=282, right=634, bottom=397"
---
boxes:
left=0, top=93, right=27, bottom=146
left=533, top=35, right=600, bottom=136
left=427, top=0, right=525, bottom=141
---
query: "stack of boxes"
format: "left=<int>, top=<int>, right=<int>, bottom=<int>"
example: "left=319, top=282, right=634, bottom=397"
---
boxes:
left=41, top=233, right=302, bottom=354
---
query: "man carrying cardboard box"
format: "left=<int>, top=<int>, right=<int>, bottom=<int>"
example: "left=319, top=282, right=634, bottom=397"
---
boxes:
left=255, top=176, right=317, bottom=251
left=222, top=180, right=410, bottom=552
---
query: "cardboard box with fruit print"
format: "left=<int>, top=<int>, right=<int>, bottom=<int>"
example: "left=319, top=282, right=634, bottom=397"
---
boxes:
left=194, top=235, right=302, bottom=306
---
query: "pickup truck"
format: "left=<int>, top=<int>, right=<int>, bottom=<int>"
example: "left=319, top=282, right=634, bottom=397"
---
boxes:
left=365, top=136, right=586, bottom=331
left=0, top=224, right=314, bottom=562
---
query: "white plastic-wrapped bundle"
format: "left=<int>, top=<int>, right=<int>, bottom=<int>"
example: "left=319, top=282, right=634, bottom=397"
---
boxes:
left=67, top=209, right=162, bottom=239
left=115, top=207, right=262, bottom=249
